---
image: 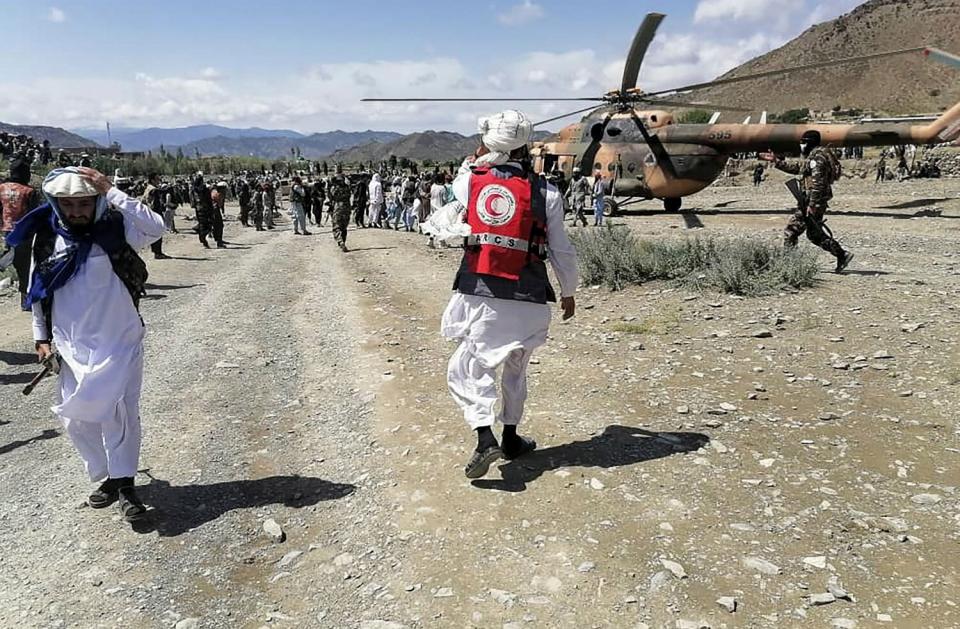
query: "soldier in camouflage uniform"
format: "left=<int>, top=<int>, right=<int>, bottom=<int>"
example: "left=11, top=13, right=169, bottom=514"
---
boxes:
left=763, top=130, right=854, bottom=274
left=328, top=171, right=352, bottom=252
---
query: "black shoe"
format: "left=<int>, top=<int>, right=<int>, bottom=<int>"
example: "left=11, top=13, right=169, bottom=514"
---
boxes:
left=201, top=239, right=210, bottom=249
left=501, top=435, right=537, bottom=461
left=294, top=230, right=301, bottom=235
left=117, top=485, right=147, bottom=522
left=88, top=478, right=122, bottom=509
left=302, top=231, right=312, bottom=235
left=216, top=242, right=226, bottom=249
left=154, top=253, right=171, bottom=260
left=835, top=251, right=854, bottom=274
left=465, top=445, right=503, bottom=479
left=339, top=243, right=349, bottom=252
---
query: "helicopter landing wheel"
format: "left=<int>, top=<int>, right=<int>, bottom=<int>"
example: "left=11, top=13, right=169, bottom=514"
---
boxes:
left=602, top=199, right=620, bottom=217
left=663, top=197, right=682, bottom=212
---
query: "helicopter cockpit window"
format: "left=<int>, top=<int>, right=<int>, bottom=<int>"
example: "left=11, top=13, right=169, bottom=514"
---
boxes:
left=627, top=162, right=637, bottom=173
left=650, top=115, right=658, bottom=123
left=606, top=127, right=622, bottom=137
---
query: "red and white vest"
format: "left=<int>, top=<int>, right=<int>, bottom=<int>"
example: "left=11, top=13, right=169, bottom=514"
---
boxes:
left=0, top=182, right=34, bottom=232
left=454, top=167, right=555, bottom=304
left=464, top=167, right=547, bottom=280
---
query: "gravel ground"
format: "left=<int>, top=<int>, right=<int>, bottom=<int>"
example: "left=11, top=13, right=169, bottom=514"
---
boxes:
left=0, top=175, right=958, bottom=629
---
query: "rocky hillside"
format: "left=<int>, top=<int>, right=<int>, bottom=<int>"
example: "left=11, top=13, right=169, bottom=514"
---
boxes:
left=0, top=122, right=100, bottom=148
left=685, top=0, right=960, bottom=115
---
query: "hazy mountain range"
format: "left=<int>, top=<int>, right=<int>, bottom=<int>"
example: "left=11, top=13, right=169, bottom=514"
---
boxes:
left=71, top=124, right=305, bottom=152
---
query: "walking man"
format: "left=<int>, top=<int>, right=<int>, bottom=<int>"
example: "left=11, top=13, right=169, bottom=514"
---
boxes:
left=311, top=179, right=326, bottom=226
left=441, top=110, right=578, bottom=478
left=566, top=167, right=589, bottom=227
left=1, top=156, right=41, bottom=308
left=592, top=171, right=606, bottom=226
left=290, top=176, right=310, bottom=235
left=5, top=166, right=165, bottom=521
left=328, top=170, right=352, bottom=252
left=761, top=130, right=854, bottom=273
left=140, top=173, right=170, bottom=259
left=367, top=173, right=384, bottom=227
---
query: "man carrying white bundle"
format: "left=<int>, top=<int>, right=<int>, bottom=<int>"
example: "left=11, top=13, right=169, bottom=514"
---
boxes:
left=5, top=166, right=165, bottom=522
left=441, top=110, right=579, bottom=479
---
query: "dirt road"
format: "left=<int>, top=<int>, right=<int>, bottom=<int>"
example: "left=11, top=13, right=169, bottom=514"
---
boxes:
left=0, top=177, right=957, bottom=628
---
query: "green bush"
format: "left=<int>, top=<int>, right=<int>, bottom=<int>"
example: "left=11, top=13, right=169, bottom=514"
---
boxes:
left=569, top=225, right=820, bottom=296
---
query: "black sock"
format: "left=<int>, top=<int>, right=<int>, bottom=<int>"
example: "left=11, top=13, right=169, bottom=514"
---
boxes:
left=502, top=425, right=518, bottom=442
left=476, top=426, right=497, bottom=452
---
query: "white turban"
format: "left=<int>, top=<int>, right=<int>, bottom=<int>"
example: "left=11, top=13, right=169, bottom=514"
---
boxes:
left=475, top=110, right=533, bottom=167
left=42, top=169, right=98, bottom=198
left=478, top=109, right=533, bottom=153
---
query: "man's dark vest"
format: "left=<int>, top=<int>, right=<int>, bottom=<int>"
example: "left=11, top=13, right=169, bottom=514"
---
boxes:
left=453, top=166, right=555, bottom=304
left=32, top=210, right=149, bottom=337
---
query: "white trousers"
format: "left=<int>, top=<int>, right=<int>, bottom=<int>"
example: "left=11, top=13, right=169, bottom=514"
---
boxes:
left=58, top=362, right=143, bottom=482
left=447, top=340, right=535, bottom=430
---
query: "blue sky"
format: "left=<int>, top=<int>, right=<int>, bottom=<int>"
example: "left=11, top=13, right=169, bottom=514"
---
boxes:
left=0, top=0, right=863, bottom=133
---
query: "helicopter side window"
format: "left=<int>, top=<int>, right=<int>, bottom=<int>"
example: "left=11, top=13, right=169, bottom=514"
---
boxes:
left=593, top=162, right=602, bottom=171
left=606, top=127, right=622, bottom=137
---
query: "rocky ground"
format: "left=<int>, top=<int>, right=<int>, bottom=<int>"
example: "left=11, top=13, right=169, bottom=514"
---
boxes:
left=0, top=175, right=957, bottom=629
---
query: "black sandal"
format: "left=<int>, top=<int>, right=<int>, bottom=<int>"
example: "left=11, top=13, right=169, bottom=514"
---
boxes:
left=117, top=486, right=147, bottom=522
left=465, top=445, right=502, bottom=479
left=88, top=479, right=121, bottom=509
left=502, top=436, right=537, bottom=461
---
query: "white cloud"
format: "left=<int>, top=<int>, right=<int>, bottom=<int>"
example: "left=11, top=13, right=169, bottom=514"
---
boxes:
left=47, top=7, right=66, bottom=23
left=694, top=0, right=795, bottom=24
left=497, top=0, right=544, bottom=26
left=0, top=2, right=868, bottom=134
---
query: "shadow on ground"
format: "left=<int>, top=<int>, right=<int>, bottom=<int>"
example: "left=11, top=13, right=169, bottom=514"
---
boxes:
left=0, top=350, right=37, bottom=366
left=0, top=429, right=60, bottom=456
left=0, top=372, right=35, bottom=386
left=132, top=474, right=356, bottom=536
left=472, top=425, right=709, bottom=493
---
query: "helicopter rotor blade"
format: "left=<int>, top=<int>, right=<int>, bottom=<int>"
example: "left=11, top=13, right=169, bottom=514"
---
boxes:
left=361, top=97, right=604, bottom=102
left=534, top=105, right=603, bottom=127
left=643, top=46, right=928, bottom=97
left=620, top=13, right=666, bottom=94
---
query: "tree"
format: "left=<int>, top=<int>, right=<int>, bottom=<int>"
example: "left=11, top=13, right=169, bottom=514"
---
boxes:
left=388, top=154, right=398, bottom=171
left=176, top=147, right=185, bottom=159
left=677, top=109, right=712, bottom=124
left=322, top=160, right=329, bottom=175
left=774, top=108, right=810, bottom=124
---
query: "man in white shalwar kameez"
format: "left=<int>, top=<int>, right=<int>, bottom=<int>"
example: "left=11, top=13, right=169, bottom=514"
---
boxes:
left=441, top=110, right=578, bottom=478
left=8, top=167, right=165, bottom=521
left=367, top=173, right=384, bottom=228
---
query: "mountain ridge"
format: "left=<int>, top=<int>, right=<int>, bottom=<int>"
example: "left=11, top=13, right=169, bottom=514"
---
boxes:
left=683, top=0, right=960, bottom=116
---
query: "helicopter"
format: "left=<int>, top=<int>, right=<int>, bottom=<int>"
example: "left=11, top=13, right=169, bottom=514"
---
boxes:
left=364, top=13, right=960, bottom=215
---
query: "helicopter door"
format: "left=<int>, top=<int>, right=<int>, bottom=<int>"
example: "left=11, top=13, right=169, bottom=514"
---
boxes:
left=542, top=153, right=558, bottom=174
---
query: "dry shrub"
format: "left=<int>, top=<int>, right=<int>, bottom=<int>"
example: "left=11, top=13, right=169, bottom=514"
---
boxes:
left=569, top=225, right=820, bottom=296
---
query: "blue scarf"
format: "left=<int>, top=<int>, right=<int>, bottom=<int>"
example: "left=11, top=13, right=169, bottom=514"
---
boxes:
left=5, top=201, right=126, bottom=311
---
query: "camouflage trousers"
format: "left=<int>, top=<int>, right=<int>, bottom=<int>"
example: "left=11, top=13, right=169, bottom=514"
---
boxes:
left=332, top=205, right=351, bottom=248
left=784, top=206, right=844, bottom=258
